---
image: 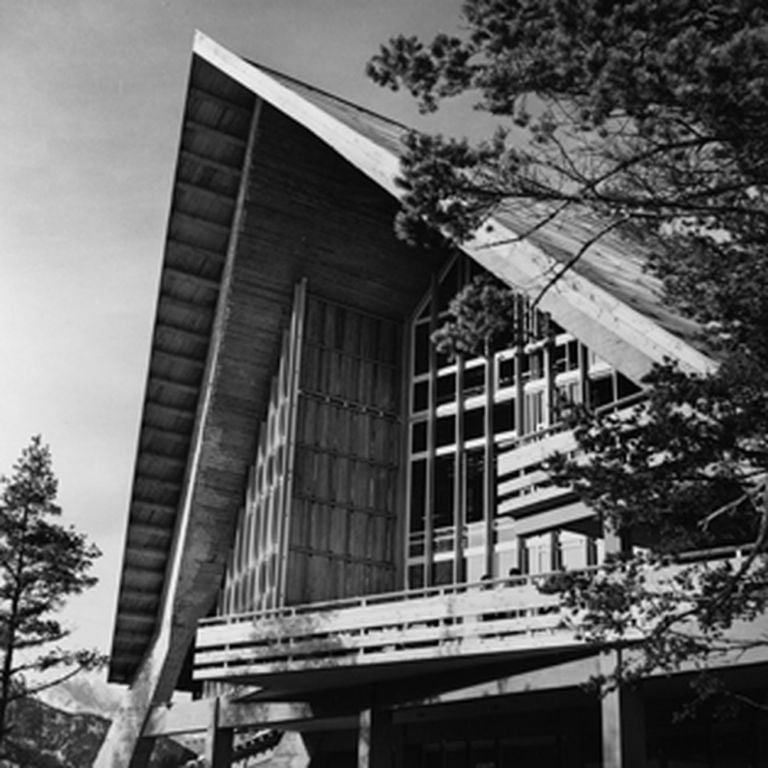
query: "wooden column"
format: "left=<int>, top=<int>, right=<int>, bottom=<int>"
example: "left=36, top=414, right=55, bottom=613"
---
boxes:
left=454, top=354, right=466, bottom=583
left=600, top=652, right=646, bottom=768
left=424, top=275, right=438, bottom=586
left=203, top=698, right=233, bottom=768
left=483, top=343, right=495, bottom=579
left=514, top=296, right=526, bottom=439
left=358, top=707, right=393, bottom=768
left=544, top=314, right=556, bottom=427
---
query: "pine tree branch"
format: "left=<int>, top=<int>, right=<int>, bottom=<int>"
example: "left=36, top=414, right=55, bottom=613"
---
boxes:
left=531, top=217, right=628, bottom=309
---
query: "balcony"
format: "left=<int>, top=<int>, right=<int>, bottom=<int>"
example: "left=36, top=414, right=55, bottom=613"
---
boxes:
left=195, top=545, right=764, bottom=695
left=194, top=576, right=578, bottom=686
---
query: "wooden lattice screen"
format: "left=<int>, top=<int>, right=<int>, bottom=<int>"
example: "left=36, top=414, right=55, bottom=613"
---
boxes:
left=219, top=283, right=403, bottom=614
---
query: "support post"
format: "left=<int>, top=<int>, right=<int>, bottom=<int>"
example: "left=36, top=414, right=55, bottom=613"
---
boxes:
left=358, top=707, right=393, bottom=768
left=203, top=698, right=232, bottom=768
left=600, top=652, right=646, bottom=768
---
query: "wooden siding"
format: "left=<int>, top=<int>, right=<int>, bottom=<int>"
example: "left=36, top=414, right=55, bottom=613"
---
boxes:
left=220, top=283, right=306, bottom=616
left=218, top=294, right=403, bottom=614
left=287, top=296, right=402, bottom=604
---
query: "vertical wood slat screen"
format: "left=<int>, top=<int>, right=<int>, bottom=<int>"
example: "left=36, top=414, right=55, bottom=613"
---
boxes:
left=219, top=280, right=306, bottom=614
left=219, top=287, right=403, bottom=615
left=287, top=296, right=402, bottom=605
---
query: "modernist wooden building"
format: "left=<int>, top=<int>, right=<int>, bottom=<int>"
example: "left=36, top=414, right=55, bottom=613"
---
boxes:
left=97, top=34, right=768, bottom=768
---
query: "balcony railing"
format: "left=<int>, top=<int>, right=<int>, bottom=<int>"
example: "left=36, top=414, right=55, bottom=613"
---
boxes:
left=195, top=545, right=757, bottom=685
left=194, top=575, right=576, bottom=683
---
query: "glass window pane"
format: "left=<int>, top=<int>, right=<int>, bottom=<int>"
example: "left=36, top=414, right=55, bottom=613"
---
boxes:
left=436, top=373, right=455, bottom=405
left=436, top=415, right=456, bottom=447
left=414, top=323, right=430, bottom=375
left=463, top=408, right=484, bottom=440
left=433, top=455, right=455, bottom=529
left=493, top=401, right=514, bottom=434
left=462, top=364, right=485, bottom=396
left=465, top=450, right=484, bottom=523
left=413, top=380, right=429, bottom=412
left=617, top=372, right=641, bottom=399
left=590, top=374, right=615, bottom=409
left=498, top=358, right=515, bottom=389
left=411, top=421, right=427, bottom=453
left=410, top=460, right=426, bottom=533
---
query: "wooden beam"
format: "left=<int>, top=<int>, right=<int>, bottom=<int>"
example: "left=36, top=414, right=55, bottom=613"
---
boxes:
left=172, top=210, right=232, bottom=237
left=155, top=319, right=214, bottom=344
left=166, top=238, right=226, bottom=265
left=144, top=698, right=353, bottom=737
left=144, top=698, right=214, bottom=736
left=133, top=474, right=182, bottom=493
left=123, top=547, right=169, bottom=569
left=189, top=85, right=253, bottom=118
left=174, top=180, right=237, bottom=208
left=115, top=592, right=160, bottom=614
left=147, top=375, right=201, bottom=397
left=185, top=118, right=248, bottom=147
left=179, top=148, right=242, bottom=177
left=143, top=400, right=197, bottom=421
left=126, top=522, right=173, bottom=543
left=163, top=265, right=223, bottom=292
left=218, top=700, right=316, bottom=729
left=139, top=421, right=193, bottom=442
left=393, top=654, right=601, bottom=712
left=114, top=610, right=158, bottom=627
left=128, top=523, right=173, bottom=544
left=130, top=500, right=178, bottom=520
left=138, top=451, right=188, bottom=469
left=152, top=346, right=205, bottom=371
left=157, top=293, right=217, bottom=318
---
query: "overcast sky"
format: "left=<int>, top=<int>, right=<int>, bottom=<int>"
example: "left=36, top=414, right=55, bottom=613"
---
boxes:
left=0, top=0, right=474, bottom=673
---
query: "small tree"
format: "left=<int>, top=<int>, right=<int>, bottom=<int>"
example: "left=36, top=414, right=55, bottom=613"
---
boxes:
left=0, top=436, right=105, bottom=751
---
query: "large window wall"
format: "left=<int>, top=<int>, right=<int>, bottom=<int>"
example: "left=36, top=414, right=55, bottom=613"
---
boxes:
left=406, top=254, right=640, bottom=589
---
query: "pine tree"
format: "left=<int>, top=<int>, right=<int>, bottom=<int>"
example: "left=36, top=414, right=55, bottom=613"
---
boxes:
left=369, top=0, right=768, bottom=697
left=0, top=436, right=105, bottom=752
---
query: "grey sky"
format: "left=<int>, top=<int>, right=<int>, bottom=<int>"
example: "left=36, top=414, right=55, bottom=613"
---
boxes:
left=0, top=1, right=468, bottom=660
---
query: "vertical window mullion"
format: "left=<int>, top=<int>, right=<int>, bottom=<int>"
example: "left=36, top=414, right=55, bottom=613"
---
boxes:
left=424, top=274, right=438, bottom=587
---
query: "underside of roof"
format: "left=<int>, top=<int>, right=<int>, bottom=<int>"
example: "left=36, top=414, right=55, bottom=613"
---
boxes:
left=108, top=33, right=715, bottom=685
left=109, top=56, right=256, bottom=682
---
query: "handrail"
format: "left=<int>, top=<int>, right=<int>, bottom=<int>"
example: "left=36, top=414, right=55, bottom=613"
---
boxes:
left=198, top=542, right=750, bottom=629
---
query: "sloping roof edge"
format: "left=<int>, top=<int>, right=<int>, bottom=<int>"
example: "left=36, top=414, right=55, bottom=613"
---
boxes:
left=194, top=31, right=402, bottom=197
left=193, top=31, right=715, bottom=378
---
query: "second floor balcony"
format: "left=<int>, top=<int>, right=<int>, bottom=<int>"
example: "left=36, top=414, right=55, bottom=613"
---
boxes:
left=194, top=574, right=576, bottom=689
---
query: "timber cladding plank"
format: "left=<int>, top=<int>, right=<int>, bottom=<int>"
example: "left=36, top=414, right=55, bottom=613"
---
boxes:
left=284, top=295, right=402, bottom=606
left=239, top=103, right=441, bottom=320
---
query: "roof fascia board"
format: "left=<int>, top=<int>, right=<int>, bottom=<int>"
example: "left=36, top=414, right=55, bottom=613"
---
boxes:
left=466, top=222, right=717, bottom=378
left=193, top=31, right=401, bottom=197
